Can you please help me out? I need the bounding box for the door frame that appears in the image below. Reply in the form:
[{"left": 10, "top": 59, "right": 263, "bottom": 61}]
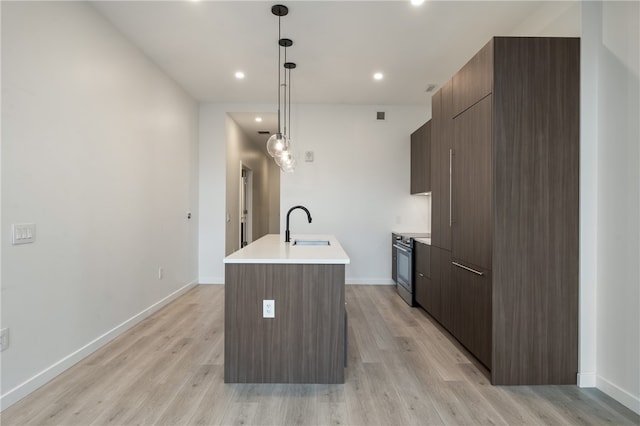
[{"left": 240, "top": 163, "right": 253, "bottom": 248}]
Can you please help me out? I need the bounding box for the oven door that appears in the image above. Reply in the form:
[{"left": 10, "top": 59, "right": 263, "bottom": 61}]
[{"left": 394, "top": 243, "right": 414, "bottom": 305}]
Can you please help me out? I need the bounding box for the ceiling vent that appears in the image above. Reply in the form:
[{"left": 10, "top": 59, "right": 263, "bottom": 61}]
[
  {"left": 257, "top": 130, "right": 270, "bottom": 134},
  {"left": 376, "top": 111, "right": 386, "bottom": 120}
]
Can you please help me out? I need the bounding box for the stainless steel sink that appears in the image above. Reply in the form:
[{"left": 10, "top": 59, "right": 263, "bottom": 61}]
[{"left": 292, "top": 239, "right": 331, "bottom": 246}]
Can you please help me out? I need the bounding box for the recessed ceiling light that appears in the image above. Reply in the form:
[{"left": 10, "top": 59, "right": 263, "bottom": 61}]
[
  {"left": 235, "top": 71, "right": 245, "bottom": 79},
  {"left": 255, "top": 117, "right": 263, "bottom": 122},
  {"left": 411, "top": 0, "right": 425, "bottom": 6},
  {"left": 374, "top": 72, "right": 384, "bottom": 81}
]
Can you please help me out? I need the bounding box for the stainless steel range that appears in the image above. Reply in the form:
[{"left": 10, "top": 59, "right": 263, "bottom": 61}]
[{"left": 392, "top": 232, "right": 429, "bottom": 306}]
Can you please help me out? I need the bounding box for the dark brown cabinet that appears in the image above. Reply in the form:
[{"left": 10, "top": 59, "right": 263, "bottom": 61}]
[
  {"left": 429, "top": 37, "right": 579, "bottom": 385},
  {"left": 431, "top": 90, "right": 443, "bottom": 245},
  {"left": 410, "top": 121, "right": 431, "bottom": 194},
  {"left": 452, "top": 39, "right": 493, "bottom": 116},
  {"left": 451, "top": 260, "right": 491, "bottom": 369},
  {"left": 490, "top": 37, "right": 579, "bottom": 385},
  {"left": 433, "top": 248, "right": 453, "bottom": 331},
  {"left": 414, "top": 241, "right": 436, "bottom": 317},
  {"left": 419, "top": 244, "right": 444, "bottom": 322},
  {"left": 391, "top": 234, "right": 398, "bottom": 283},
  {"left": 431, "top": 81, "right": 453, "bottom": 250},
  {"left": 452, "top": 95, "right": 492, "bottom": 271}
]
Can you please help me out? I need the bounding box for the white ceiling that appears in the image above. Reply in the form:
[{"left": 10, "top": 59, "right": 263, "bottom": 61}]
[
  {"left": 91, "top": 0, "right": 580, "bottom": 107},
  {"left": 228, "top": 111, "right": 278, "bottom": 150},
  {"left": 91, "top": 1, "right": 579, "bottom": 148}
]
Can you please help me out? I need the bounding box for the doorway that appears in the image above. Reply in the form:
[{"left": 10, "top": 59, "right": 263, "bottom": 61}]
[
  {"left": 240, "top": 165, "right": 253, "bottom": 248},
  {"left": 224, "top": 112, "right": 281, "bottom": 256}
]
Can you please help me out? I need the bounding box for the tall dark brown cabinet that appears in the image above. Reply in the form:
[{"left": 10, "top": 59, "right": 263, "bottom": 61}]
[{"left": 428, "top": 37, "right": 579, "bottom": 385}]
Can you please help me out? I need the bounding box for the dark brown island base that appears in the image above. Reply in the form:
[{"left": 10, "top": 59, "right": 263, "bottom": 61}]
[{"left": 223, "top": 234, "right": 350, "bottom": 384}]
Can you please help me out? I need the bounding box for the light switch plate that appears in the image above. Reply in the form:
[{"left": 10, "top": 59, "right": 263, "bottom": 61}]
[
  {"left": 0, "top": 328, "right": 9, "bottom": 352},
  {"left": 12, "top": 223, "right": 36, "bottom": 245}
]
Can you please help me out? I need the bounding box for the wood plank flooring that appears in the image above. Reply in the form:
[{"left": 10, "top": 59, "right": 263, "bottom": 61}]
[{"left": 2, "top": 285, "right": 638, "bottom": 425}]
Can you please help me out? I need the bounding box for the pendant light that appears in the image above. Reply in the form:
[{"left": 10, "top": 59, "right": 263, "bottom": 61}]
[
  {"left": 266, "top": 5, "right": 289, "bottom": 159},
  {"left": 267, "top": 4, "right": 297, "bottom": 172}
]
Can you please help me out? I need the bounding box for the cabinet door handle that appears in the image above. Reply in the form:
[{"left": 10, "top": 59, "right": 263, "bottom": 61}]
[
  {"left": 452, "top": 261, "right": 484, "bottom": 276},
  {"left": 418, "top": 273, "right": 424, "bottom": 277},
  {"left": 449, "top": 148, "right": 453, "bottom": 227}
]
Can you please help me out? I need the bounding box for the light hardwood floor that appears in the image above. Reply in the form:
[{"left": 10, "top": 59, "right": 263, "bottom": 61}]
[{"left": 2, "top": 285, "right": 638, "bottom": 425}]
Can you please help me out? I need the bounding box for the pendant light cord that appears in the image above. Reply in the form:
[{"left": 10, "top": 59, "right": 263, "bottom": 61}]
[
  {"left": 277, "top": 15, "right": 282, "bottom": 135},
  {"left": 283, "top": 44, "right": 288, "bottom": 140},
  {"left": 288, "top": 66, "right": 292, "bottom": 144}
]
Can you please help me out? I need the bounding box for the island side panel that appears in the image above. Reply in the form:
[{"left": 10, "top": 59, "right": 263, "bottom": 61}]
[{"left": 225, "top": 263, "right": 345, "bottom": 384}]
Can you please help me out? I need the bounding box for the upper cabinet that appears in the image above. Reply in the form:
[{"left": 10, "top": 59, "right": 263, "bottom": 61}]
[
  {"left": 410, "top": 121, "right": 431, "bottom": 194},
  {"left": 452, "top": 39, "right": 493, "bottom": 117}
]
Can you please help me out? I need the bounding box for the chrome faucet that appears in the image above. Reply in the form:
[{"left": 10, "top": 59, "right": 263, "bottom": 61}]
[{"left": 285, "top": 205, "right": 312, "bottom": 243}]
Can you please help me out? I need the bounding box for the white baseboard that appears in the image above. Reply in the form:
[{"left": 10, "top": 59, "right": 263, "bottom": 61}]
[
  {"left": 578, "top": 372, "right": 597, "bottom": 387},
  {"left": 0, "top": 279, "right": 198, "bottom": 411},
  {"left": 199, "top": 276, "right": 224, "bottom": 284},
  {"left": 597, "top": 375, "right": 640, "bottom": 415},
  {"left": 346, "top": 278, "right": 395, "bottom": 285}
]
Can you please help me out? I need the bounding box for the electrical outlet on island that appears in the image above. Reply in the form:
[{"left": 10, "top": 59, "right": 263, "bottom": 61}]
[{"left": 263, "top": 300, "right": 275, "bottom": 318}]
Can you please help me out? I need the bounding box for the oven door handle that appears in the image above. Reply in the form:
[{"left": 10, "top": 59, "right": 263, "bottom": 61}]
[{"left": 393, "top": 244, "right": 411, "bottom": 254}]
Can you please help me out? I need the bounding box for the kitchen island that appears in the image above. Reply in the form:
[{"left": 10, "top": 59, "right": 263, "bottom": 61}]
[{"left": 223, "top": 234, "right": 350, "bottom": 384}]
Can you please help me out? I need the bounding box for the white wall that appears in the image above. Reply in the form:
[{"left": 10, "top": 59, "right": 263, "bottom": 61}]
[
  {"left": 268, "top": 157, "right": 281, "bottom": 234},
  {"left": 199, "top": 103, "right": 273, "bottom": 284},
  {"left": 199, "top": 103, "right": 429, "bottom": 284},
  {"left": 583, "top": 1, "right": 640, "bottom": 414},
  {"left": 579, "top": 0, "right": 599, "bottom": 392},
  {"left": 1, "top": 1, "right": 199, "bottom": 409},
  {"left": 281, "top": 104, "right": 430, "bottom": 284},
  {"left": 509, "top": 0, "right": 580, "bottom": 36}
]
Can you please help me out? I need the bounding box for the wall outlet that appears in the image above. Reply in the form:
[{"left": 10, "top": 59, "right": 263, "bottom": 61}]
[
  {"left": 0, "top": 328, "right": 9, "bottom": 352},
  {"left": 158, "top": 267, "right": 163, "bottom": 280},
  {"left": 263, "top": 300, "right": 275, "bottom": 318}
]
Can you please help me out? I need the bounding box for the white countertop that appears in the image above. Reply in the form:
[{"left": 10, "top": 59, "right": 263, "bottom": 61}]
[
  {"left": 415, "top": 237, "right": 431, "bottom": 245},
  {"left": 392, "top": 230, "right": 429, "bottom": 236},
  {"left": 223, "top": 234, "right": 351, "bottom": 264}
]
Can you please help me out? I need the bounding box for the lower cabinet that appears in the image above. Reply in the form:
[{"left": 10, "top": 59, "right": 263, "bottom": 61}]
[
  {"left": 416, "top": 242, "right": 443, "bottom": 323},
  {"left": 414, "top": 241, "right": 430, "bottom": 310},
  {"left": 435, "top": 248, "right": 452, "bottom": 331},
  {"left": 429, "top": 247, "right": 491, "bottom": 370},
  {"left": 391, "top": 234, "right": 398, "bottom": 283},
  {"left": 451, "top": 260, "right": 492, "bottom": 369}
]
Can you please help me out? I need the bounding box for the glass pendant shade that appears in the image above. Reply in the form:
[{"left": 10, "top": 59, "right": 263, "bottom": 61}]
[
  {"left": 281, "top": 157, "right": 296, "bottom": 173},
  {"left": 274, "top": 148, "right": 293, "bottom": 166},
  {"left": 275, "top": 148, "right": 296, "bottom": 172},
  {"left": 266, "top": 133, "right": 287, "bottom": 158}
]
